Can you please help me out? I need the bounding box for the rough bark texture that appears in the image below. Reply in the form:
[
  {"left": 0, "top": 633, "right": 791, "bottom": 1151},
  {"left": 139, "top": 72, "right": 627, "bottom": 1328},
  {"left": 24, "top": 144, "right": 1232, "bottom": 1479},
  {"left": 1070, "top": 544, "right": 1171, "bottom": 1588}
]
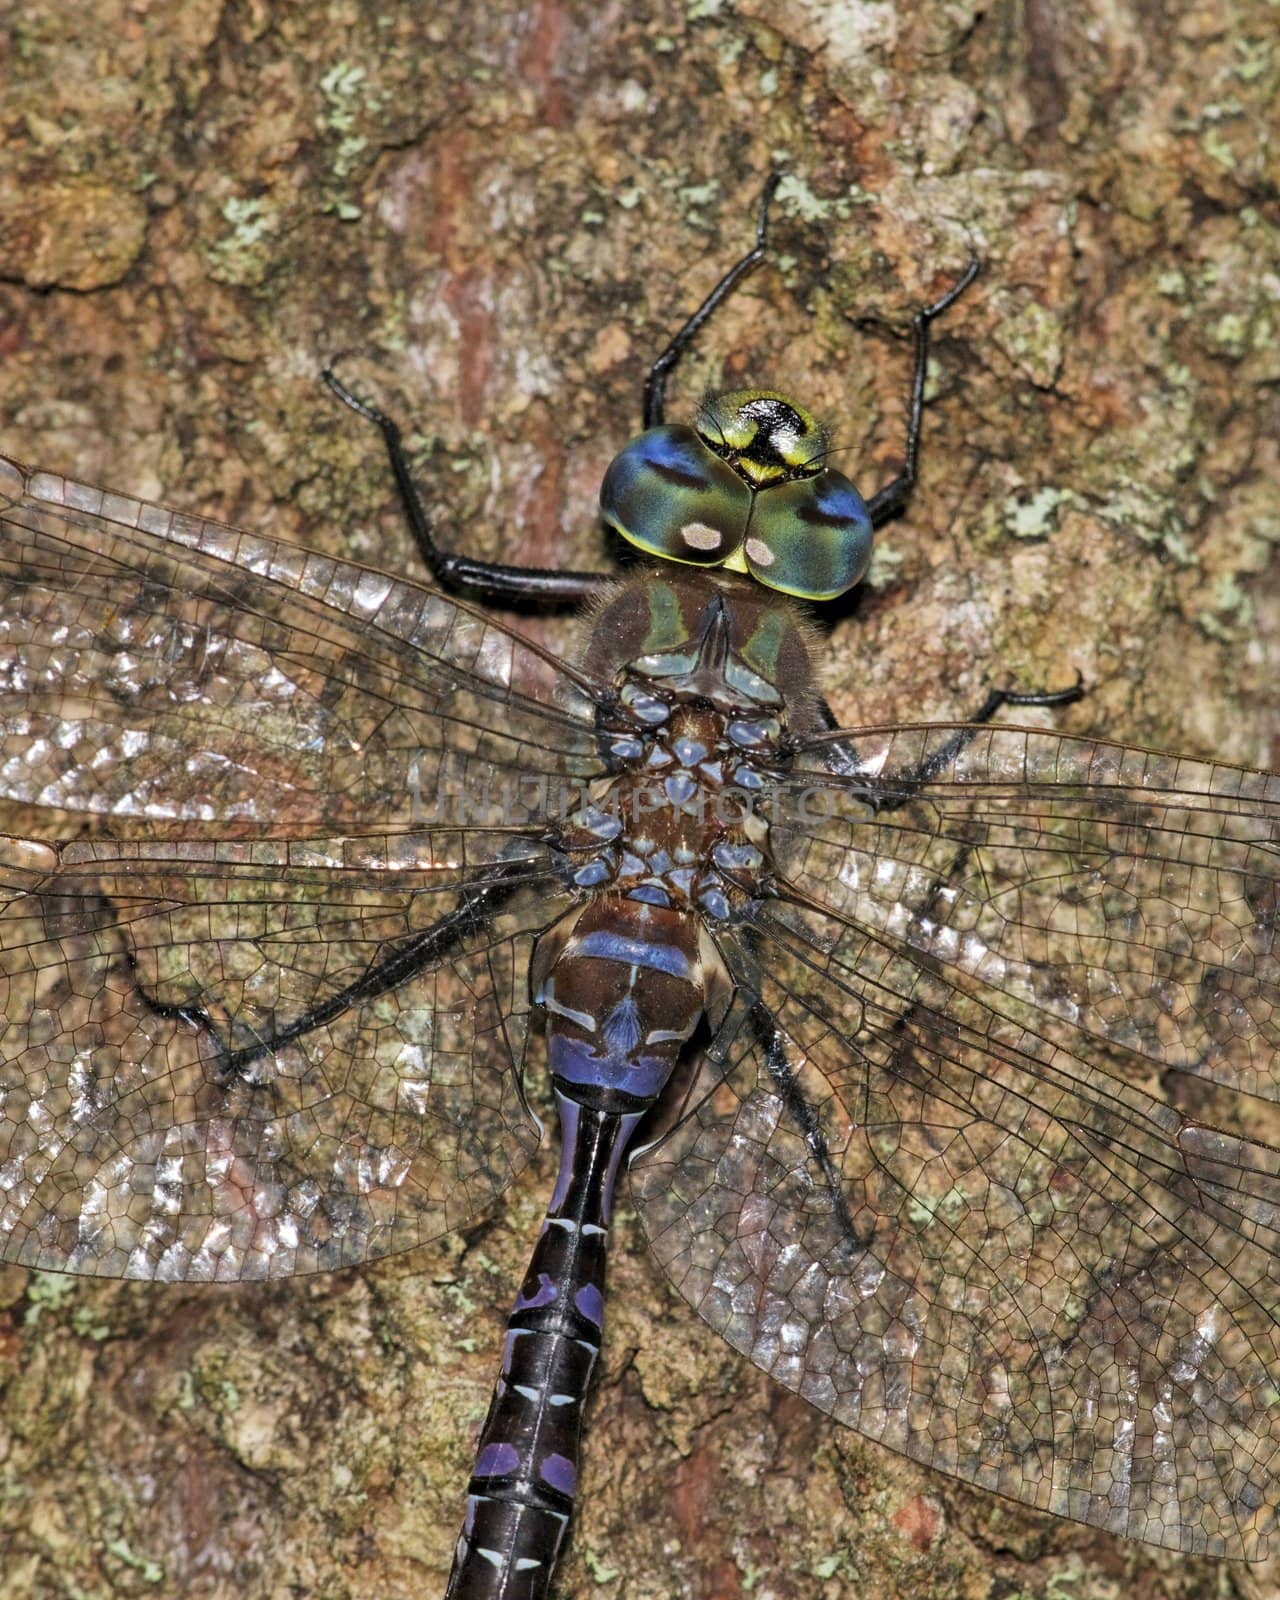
[{"left": 1, "top": 3, "right": 1278, "bottom": 1599}]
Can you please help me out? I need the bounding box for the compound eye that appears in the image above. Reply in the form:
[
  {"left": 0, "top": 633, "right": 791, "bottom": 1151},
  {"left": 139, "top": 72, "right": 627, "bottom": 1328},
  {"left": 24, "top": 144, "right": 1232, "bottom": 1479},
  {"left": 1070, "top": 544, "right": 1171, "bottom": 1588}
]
[
  {"left": 741, "top": 469, "right": 873, "bottom": 599},
  {"left": 600, "top": 426, "right": 750, "bottom": 567}
]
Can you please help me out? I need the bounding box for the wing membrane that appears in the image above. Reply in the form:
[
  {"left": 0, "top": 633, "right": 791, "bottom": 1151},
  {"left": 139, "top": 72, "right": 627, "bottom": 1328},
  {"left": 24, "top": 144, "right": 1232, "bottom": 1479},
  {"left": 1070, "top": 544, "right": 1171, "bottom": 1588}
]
[
  {"left": 634, "top": 724, "right": 1280, "bottom": 1557},
  {"left": 632, "top": 915, "right": 1280, "bottom": 1558},
  {"left": 0, "top": 829, "right": 565, "bottom": 1280},
  {"left": 0, "top": 454, "right": 604, "bottom": 832},
  {"left": 776, "top": 724, "right": 1280, "bottom": 1097}
]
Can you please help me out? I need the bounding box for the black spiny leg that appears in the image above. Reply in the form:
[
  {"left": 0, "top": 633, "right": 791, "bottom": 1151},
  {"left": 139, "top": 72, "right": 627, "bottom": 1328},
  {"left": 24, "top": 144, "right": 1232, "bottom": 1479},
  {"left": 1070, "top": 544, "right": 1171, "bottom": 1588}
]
[
  {"left": 746, "top": 996, "right": 860, "bottom": 1247},
  {"left": 874, "top": 674, "right": 1085, "bottom": 799},
  {"left": 806, "top": 254, "right": 1076, "bottom": 787},
  {"left": 325, "top": 172, "right": 782, "bottom": 604},
  {"left": 323, "top": 367, "right": 611, "bottom": 608},
  {"left": 801, "top": 253, "right": 980, "bottom": 734},
  {"left": 811, "top": 673, "right": 1085, "bottom": 795},
  {"left": 133, "top": 863, "right": 532, "bottom": 1086},
  {"left": 864, "top": 255, "right": 980, "bottom": 530},
  {"left": 642, "top": 172, "right": 782, "bottom": 429}
]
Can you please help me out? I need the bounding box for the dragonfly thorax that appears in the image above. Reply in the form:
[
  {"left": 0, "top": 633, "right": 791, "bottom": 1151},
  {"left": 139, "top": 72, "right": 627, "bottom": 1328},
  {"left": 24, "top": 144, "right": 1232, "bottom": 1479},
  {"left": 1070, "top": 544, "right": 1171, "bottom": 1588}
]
[
  {"left": 563, "top": 588, "right": 791, "bottom": 922},
  {"left": 584, "top": 569, "right": 821, "bottom": 728}
]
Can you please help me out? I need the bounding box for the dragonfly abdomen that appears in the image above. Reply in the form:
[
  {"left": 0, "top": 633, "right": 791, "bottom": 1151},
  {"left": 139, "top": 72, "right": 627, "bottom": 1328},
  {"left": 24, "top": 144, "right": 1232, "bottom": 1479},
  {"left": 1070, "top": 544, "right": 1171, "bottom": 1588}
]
[
  {"left": 447, "top": 902, "right": 726, "bottom": 1598},
  {"left": 443, "top": 1102, "right": 620, "bottom": 1600}
]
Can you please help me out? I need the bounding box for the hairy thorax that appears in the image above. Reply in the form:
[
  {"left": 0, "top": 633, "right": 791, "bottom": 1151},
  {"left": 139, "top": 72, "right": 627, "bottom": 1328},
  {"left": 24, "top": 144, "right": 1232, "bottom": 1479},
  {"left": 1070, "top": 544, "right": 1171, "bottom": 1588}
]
[{"left": 556, "top": 567, "right": 819, "bottom": 925}]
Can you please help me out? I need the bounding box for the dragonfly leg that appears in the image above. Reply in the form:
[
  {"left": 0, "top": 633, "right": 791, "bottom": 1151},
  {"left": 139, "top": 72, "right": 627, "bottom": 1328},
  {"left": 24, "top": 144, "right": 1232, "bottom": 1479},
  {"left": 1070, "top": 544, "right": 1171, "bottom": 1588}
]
[
  {"left": 641, "top": 172, "right": 782, "bottom": 429},
  {"left": 863, "top": 255, "right": 981, "bottom": 531},
  {"left": 323, "top": 365, "right": 611, "bottom": 607},
  {"left": 809, "top": 672, "right": 1085, "bottom": 797},
  {"left": 747, "top": 996, "right": 861, "bottom": 1247},
  {"left": 131, "top": 863, "right": 532, "bottom": 1085}
]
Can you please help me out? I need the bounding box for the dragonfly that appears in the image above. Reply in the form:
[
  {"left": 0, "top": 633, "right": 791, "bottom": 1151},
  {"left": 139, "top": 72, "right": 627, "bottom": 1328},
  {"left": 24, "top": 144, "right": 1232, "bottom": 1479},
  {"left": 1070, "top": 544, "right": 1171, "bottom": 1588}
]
[{"left": 1, "top": 175, "right": 1278, "bottom": 1599}]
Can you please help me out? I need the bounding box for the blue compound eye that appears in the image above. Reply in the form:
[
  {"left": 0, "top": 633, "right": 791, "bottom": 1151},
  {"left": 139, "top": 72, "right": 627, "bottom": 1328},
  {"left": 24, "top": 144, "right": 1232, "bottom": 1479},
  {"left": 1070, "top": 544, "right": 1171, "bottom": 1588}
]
[
  {"left": 740, "top": 469, "right": 873, "bottom": 599},
  {"left": 600, "top": 426, "right": 751, "bottom": 567}
]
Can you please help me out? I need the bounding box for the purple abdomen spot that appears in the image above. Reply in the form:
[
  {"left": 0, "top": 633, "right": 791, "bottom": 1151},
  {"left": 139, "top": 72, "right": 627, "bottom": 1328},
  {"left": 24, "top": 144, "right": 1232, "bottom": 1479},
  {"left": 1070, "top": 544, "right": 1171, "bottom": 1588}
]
[
  {"left": 540, "top": 1452, "right": 577, "bottom": 1497},
  {"left": 474, "top": 1441, "right": 521, "bottom": 1478},
  {"left": 575, "top": 1282, "right": 604, "bottom": 1328},
  {"left": 514, "top": 1272, "right": 558, "bottom": 1312},
  {"left": 549, "top": 1033, "right": 674, "bottom": 1099}
]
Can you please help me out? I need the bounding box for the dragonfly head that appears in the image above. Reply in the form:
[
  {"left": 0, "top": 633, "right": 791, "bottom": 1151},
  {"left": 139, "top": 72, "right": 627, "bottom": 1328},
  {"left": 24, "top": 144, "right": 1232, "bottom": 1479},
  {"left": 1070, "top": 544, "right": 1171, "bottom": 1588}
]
[
  {"left": 695, "top": 389, "right": 827, "bottom": 487},
  {"left": 599, "top": 389, "right": 872, "bottom": 601}
]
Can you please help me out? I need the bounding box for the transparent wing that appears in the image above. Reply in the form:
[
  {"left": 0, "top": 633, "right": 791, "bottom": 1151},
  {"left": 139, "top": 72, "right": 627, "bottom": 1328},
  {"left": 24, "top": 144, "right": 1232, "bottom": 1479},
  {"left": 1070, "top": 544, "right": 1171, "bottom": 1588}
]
[
  {"left": 632, "top": 728, "right": 1280, "bottom": 1558},
  {"left": 0, "top": 454, "right": 604, "bottom": 830},
  {"left": 632, "top": 919, "right": 1280, "bottom": 1558},
  {"left": 0, "top": 829, "right": 568, "bottom": 1280},
  {"left": 0, "top": 452, "right": 607, "bottom": 1281},
  {"left": 776, "top": 724, "right": 1280, "bottom": 1098}
]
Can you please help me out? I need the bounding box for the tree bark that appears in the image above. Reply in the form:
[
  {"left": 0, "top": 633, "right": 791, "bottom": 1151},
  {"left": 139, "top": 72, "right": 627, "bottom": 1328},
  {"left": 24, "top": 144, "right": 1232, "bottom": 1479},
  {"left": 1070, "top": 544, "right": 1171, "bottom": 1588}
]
[{"left": 2, "top": 2, "right": 1278, "bottom": 1598}]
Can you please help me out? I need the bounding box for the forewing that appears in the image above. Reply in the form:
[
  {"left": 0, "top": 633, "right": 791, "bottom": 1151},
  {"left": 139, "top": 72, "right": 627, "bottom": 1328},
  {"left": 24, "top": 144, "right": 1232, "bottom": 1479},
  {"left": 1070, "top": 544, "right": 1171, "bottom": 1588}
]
[
  {"left": 0, "top": 454, "right": 604, "bottom": 831},
  {"left": 777, "top": 725, "right": 1280, "bottom": 1099},
  {"left": 0, "top": 829, "right": 566, "bottom": 1280},
  {"left": 631, "top": 917, "right": 1280, "bottom": 1558}
]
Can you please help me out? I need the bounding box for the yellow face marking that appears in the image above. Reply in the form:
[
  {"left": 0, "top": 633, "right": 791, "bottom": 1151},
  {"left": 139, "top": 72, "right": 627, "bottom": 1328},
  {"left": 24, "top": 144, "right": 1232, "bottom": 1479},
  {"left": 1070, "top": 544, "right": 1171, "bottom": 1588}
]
[
  {"left": 737, "top": 458, "right": 788, "bottom": 487},
  {"left": 743, "top": 537, "right": 775, "bottom": 567},
  {"left": 716, "top": 418, "right": 758, "bottom": 450},
  {"left": 680, "top": 522, "right": 723, "bottom": 551}
]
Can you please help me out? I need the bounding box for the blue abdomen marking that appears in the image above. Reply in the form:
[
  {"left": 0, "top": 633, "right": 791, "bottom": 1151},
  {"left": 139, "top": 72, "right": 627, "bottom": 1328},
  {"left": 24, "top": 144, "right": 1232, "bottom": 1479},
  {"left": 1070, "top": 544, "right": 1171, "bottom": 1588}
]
[
  {"left": 569, "top": 927, "right": 694, "bottom": 979},
  {"left": 548, "top": 1033, "right": 674, "bottom": 1099}
]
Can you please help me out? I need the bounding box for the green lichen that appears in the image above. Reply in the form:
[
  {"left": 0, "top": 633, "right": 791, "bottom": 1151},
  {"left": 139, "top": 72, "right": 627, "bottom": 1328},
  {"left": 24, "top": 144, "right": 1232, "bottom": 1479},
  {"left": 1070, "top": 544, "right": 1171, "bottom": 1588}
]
[
  {"left": 1234, "top": 37, "right": 1273, "bottom": 81},
  {"left": 676, "top": 180, "right": 719, "bottom": 209},
  {"left": 1211, "top": 311, "right": 1251, "bottom": 355},
  {"left": 580, "top": 1548, "right": 621, "bottom": 1583},
  {"left": 23, "top": 1272, "right": 75, "bottom": 1324},
  {"left": 1196, "top": 572, "right": 1253, "bottom": 640},
  {"left": 1201, "top": 126, "right": 1239, "bottom": 170},
  {"left": 206, "top": 195, "right": 279, "bottom": 288},
  {"left": 1045, "top": 1560, "right": 1089, "bottom": 1600},
  {"left": 178, "top": 1354, "right": 244, "bottom": 1415},
  {"left": 445, "top": 1279, "right": 478, "bottom": 1318},
  {"left": 774, "top": 171, "right": 853, "bottom": 223},
  {"left": 220, "top": 1380, "right": 242, "bottom": 1412},
  {"left": 1004, "top": 486, "right": 1077, "bottom": 541},
  {"left": 104, "top": 1539, "right": 164, "bottom": 1585},
  {"left": 317, "top": 61, "right": 384, "bottom": 219},
  {"left": 990, "top": 292, "right": 1064, "bottom": 387},
  {"left": 809, "top": 1549, "right": 857, "bottom": 1580},
  {"left": 69, "top": 1305, "right": 112, "bottom": 1342}
]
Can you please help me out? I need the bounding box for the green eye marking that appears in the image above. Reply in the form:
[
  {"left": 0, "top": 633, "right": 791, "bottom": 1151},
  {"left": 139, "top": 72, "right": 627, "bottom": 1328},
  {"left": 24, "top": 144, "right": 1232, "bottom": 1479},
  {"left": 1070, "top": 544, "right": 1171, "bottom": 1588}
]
[
  {"left": 738, "top": 469, "right": 873, "bottom": 599},
  {"left": 600, "top": 393, "right": 871, "bottom": 601},
  {"left": 599, "top": 425, "right": 750, "bottom": 567}
]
